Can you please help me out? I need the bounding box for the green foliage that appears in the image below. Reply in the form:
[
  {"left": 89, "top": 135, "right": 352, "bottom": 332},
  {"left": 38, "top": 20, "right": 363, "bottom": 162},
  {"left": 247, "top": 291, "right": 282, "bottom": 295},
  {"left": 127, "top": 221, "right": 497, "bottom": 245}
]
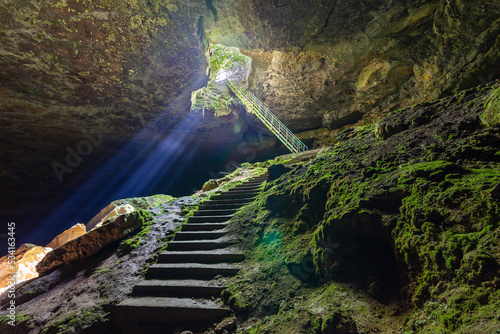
[
  {"left": 208, "top": 44, "right": 250, "bottom": 81},
  {"left": 190, "top": 81, "right": 239, "bottom": 115},
  {"left": 481, "top": 86, "right": 500, "bottom": 126}
]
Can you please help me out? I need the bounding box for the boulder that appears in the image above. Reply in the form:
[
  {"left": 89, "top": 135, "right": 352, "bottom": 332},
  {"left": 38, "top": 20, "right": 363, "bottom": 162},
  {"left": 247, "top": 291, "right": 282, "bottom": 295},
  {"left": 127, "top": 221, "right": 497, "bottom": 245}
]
[
  {"left": 86, "top": 202, "right": 119, "bottom": 231},
  {"left": 86, "top": 198, "right": 159, "bottom": 231},
  {"left": 15, "top": 246, "right": 52, "bottom": 282},
  {"left": 0, "top": 244, "right": 52, "bottom": 293},
  {"left": 202, "top": 179, "right": 221, "bottom": 192},
  {"left": 93, "top": 204, "right": 135, "bottom": 230},
  {"left": 47, "top": 223, "right": 87, "bottom": 249},
  {"left": 36, "top": 210, "right": 151, "bottom": 276}
]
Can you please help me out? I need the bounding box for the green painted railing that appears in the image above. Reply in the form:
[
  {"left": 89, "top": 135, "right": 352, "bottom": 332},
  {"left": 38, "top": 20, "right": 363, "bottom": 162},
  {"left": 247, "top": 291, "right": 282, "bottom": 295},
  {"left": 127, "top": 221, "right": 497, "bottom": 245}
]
[{"left": 225, "top": 80, "right": 308, "bottom": 153}]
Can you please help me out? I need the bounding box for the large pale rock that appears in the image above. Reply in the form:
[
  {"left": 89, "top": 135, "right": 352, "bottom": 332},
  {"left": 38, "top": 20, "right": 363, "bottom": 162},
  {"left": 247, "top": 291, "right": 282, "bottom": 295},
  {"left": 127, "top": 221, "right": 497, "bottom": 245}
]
[
  {"left": 0, "top": 244, "right": 52, "bottom": 293},
  {"left": 94, "top": 204, "right": 136, "bottom": 229},
  {"left": 36, "top": 210, "right": 151, "bottom": 276},
  {"left": 202, "top": 179, "right": 221, "bottom": 192},
  {"left": 46, "top": 223, "right": 87, "bottom": 249},
  {"left": 86, "top": 198, "right": 161, "bottom": 231},
  {"left": 86, "top": 202, "right": 121, "bottom": 231},
  {"left": 16, "top": 247, "right": 52, "bottom": 283},
  {"left": 0, "top": 244, "right": 35, "bottom": 288}
]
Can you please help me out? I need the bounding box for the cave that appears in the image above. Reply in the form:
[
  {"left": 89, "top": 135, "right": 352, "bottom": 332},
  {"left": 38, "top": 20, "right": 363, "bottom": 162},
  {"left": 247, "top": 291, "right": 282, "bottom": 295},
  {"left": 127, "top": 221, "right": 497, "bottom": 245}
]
[{"left": 0, "top": 0, "right": 499, "bottom": 333}]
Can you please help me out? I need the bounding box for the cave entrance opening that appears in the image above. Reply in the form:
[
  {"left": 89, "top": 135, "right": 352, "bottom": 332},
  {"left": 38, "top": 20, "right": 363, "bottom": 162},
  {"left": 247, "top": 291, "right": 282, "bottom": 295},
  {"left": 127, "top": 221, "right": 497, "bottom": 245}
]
[
  {"left": 207, "top": 44, "right": 251, "bottom": 83},
  {"left": 191, "top": 43, "right": 308, "bottom": 153}
]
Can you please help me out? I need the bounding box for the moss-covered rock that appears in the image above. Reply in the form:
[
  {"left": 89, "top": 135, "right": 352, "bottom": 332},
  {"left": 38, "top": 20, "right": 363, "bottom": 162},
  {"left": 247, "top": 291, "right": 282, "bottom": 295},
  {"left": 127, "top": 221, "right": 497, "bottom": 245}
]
[{"left": 222, "top": 83, "right": 500, "bottom": 333}]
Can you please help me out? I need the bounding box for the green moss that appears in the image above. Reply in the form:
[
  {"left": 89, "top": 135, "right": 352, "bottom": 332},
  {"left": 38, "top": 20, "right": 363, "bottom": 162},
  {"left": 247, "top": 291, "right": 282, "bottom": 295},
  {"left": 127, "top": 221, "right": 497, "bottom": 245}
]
[
  {"left": 41, "top": 305, "right": 108, "bottom": 334},
  {"left": 117, "top": 210, "right": 154, "bottom": 252},
  {"left": 481, "top": 86, "right": 500, "bottom": 127}
]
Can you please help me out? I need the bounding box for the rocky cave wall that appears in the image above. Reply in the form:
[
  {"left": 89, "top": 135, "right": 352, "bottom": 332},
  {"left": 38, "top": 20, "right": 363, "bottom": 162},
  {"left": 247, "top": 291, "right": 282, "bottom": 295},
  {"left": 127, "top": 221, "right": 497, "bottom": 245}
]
[{"left": 205, "top": 0, "right": 500, "bottom": 132}]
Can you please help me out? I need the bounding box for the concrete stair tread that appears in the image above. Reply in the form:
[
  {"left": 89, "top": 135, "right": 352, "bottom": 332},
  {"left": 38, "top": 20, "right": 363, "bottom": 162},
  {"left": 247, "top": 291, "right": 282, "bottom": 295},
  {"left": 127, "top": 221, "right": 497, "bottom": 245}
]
[
  {"left": 158, "top": 250, "right": 245, "bottom": 263},
  {"left": 160, "top": 249, "right": 243, "bottom": 256},
  {"left": 135, "top": 279, "right": 227, "bottom": 288},
  {"left": 174, "top": 231, "right": 228, "bottom": 240},
  {"left": 203, "top": 198, "right": 253, "bottom": 203},
  {"left": 132, "top": 279, "right": 227, "bottom": 297},
  {"left": 193, "top": 209, "right": 237, "bottom": 216},
  {"left": 188, "top": 215, "right": 233, "bottom": 223},
  {"left": 198, "top": 202, "right": 250, "bottom": 209},
  {"left": 189, "top": 214, "right": 233, "bottom": 218},
  {"left": 116, "top": 297, "right": 231, "bottom": 323},
  {"left": 146, "top": 263, "right": 241, "bottom": 279},
  {"left": 182, "top": 223, "right": 229, "bottom": 231},
  {"left": 212, "top": 193, "right": 258, "bottom": 198},
  {"left": 117, "top": 297, "right": 229, "bottom": 310},
  {"left": 150, "top": 263, "right": 241, "bottom": 270},
  {"left": 222, "top": 189, "right": 260, "bottom": 193},
  {"left": 166, "top": 240, "right": 237, "bottom": 251}
]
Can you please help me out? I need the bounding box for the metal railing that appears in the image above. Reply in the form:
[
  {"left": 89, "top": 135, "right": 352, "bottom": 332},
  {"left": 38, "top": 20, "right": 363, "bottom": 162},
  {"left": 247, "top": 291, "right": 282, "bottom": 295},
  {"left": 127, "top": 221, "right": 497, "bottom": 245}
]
[{"left": 225, "top": 80, "right": 308, "bottom": 153}]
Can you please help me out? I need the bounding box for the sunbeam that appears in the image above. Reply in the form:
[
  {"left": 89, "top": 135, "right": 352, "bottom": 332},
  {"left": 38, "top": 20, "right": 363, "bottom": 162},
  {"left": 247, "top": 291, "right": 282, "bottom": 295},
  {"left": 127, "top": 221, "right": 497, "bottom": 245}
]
[{"left": 22, "top": 78, "right": 208, "bottom": 245}]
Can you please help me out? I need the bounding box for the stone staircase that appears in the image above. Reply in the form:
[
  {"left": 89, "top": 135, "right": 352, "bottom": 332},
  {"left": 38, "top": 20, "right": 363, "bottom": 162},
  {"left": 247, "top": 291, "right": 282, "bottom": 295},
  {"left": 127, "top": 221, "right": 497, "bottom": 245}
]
[{"left": 114, "top": 174, "right": 267, "bottom": 331}]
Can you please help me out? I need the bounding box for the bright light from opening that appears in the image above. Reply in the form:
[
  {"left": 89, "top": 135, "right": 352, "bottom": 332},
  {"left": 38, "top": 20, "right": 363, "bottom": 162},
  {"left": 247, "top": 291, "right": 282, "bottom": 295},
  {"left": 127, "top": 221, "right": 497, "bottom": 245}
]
[
  {"left": 209, "top": 44, "right": 251, "bottom": 82},
  {"left": 216, "top": 70, "right": 229, "bottom": 82}
]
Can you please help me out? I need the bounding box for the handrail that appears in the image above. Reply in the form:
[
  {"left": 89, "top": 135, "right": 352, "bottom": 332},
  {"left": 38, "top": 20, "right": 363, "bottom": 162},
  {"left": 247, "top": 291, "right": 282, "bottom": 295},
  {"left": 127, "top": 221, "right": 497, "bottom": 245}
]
[{"left": 224, "top": 80, "right": 308, "bottom": 153}]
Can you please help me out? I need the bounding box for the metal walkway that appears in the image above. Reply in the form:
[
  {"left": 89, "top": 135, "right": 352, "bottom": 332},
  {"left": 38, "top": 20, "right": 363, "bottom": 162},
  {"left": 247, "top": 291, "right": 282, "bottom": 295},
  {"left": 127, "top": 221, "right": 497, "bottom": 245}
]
[{"left": 225, "top": 80, "right": 308, "bottom": 153}]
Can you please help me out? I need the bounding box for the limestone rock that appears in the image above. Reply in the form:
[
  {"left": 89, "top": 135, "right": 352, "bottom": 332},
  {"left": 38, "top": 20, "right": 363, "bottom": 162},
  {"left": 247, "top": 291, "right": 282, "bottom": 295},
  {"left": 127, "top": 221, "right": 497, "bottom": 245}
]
[
  {"left": 94, "top": 204, "right": 136, "bottom": 229},
  {"left": 0, "top": 244, "right": 35, "bottom": 291},
  {"left": 86, "top": 202, "right": 119, "bottom": 231},
  {"left": 87, "top": 197, "right": 169, "bottom": 231},
  {"left": 46, "top": 223, "right": 87, "bottom": 249},
  {"left": 15, "top": 247, "right": 52, "bottom": 283},
  {"left": 36, "top": 210, "right": 151, "bottom": 276},
  {"left": 0, "top": 244, "right": 52, "bottom": 293},
  {"left": 202, "top": 179, "right": 221, "bottom": 192}
]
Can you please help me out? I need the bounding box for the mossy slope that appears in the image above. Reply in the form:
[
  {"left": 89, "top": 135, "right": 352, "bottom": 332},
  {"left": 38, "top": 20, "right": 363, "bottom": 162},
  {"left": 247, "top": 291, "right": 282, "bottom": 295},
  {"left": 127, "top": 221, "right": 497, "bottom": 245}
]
[{"left": 224, "top": 83, "right": 500, "bottom": 333}]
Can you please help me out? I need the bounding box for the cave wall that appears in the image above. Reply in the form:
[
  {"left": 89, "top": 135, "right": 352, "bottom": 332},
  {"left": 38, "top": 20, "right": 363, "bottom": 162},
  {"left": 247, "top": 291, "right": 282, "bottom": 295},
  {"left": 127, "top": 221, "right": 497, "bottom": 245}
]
[{"left": 205, "top": 0, "right": 500, "bottom": 131}]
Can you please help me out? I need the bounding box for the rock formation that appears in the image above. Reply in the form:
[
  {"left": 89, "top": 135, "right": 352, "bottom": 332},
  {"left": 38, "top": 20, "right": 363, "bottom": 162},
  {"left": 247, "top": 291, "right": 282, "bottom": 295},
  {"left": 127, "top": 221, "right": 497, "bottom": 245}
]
[
  {"left": 0, "top": 244, "right": 51, "bottom": 294},
  {"left": 36, "top": 210, "right": 152, "bottom": 275},
  {"left": 46, "top": 223, "right": 87, "bottom": 249}
]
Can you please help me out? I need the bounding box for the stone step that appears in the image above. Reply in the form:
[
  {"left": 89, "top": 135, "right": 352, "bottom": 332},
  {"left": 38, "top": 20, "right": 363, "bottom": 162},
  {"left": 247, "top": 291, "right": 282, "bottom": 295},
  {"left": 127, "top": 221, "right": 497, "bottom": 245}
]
[
  {"left": 227, "top": 184, "right": 262, "bottom": 192},
  {"left": 132, "top": 279, "right": 226, "bottom": 298},
  {"left": 193, "top": 208, "right": 237, "bottom": 216},
  {"left": 115, "top": 297, "right": 231, "bottom": 324},
  {"left": 188, "top": 215, "right": 233, "bottom": 223},
  {"left": 235, "top": 183, "right": 263, "bottom": 188},
  {"left": 158, "top": 251, "right": 245, "bottom": 264},
  {"left": 146, "top": 263, "right": 240, "bottom": 279},
  {"left": 173, "top": 231, "right": 227, "bottom": 241},
  {"left": 198, "top": 199, "right": 252, "bottom": 209},
  {"left": 167, "top": 240, "right": 236, "bottom": 251},
  {"left": 182, "top": 223, "right": 228, "bottom": 231},
  {"left": 220, "top": 189, "right": 260, "bottom": 196},
  {"left": 211, "top": 192, "right": 259, "bottom": 199}
]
